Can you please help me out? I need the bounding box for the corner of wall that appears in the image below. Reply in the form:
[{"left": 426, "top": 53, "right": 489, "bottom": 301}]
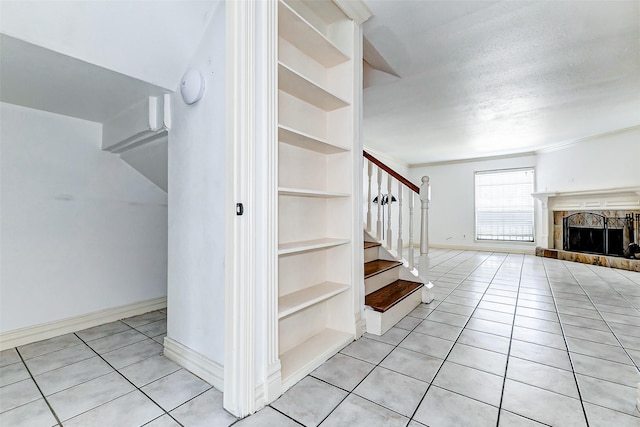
[
  {"left": 163, "top": 337, "right": 224, "bottom": 391},
  {"left": 166, "top": 1, "right": 226, "bottom": 365}
]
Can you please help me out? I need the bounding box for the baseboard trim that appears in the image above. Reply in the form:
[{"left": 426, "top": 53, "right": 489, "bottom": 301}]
[
  {"left": 429, "top": 244, "right": 536, "bottom": 255},
  {"left": 354, "top": 311, "right": 366, "bottom": 339},
  {"left": 163, "top": 337, "right": 224, "bottom": 392},
  {"left": 255, "top": 360, "right": 282, "bottom": 409},
  {"left": 0, "top": 297, "right": 167, "bottom": 351}
]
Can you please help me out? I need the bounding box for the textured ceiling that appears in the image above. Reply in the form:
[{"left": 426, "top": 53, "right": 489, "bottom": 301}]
[{"left": 362, "top": 0, "right": 640, "bottom": 165}]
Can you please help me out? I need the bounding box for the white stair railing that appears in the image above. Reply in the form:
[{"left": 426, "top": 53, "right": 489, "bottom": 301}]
[
  {"left": 418, "top": 176, "right": 431, "bottom": 298},
  {"left": 363, "top": 151, "right": 434, "bottom": 302},
  {"left": 408, "top": 188, "right": 415, "bottom": 270},
  {"left": 386, "top": 174, "right": 392, "bottom": 250},
  {"left": 367, "top": 161, "right": 373, "bottom": 232},
  {"left": 396, "top": 180, "right": 403, "bottom": 260},
  {"left": 376, "top": 167, "right": 383, "bottom": 241}
]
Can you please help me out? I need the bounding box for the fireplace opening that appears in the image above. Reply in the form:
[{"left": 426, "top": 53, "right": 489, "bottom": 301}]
[
  {"left": 567, "top": 228, "right": 603, "bottom": 254},
  {"left": 563, "top": 212, "right": 632, "bottom": 257}
]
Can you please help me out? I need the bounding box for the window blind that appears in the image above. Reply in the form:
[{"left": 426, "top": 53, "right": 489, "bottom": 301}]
[{"left": 475, "top": 168, "right": 535, "bottom": 242}]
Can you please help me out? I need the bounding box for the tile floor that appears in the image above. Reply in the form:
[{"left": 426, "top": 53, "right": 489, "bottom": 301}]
[{"left": 2, "top": 250, "right": 640, "bottom": 426}]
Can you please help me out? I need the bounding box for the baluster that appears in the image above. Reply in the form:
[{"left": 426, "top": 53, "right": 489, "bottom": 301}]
[
  {"left": 408, "top": 191, "right": 415, "bottom": 269},
  {"left": 419, "top": 176, "right": 434, "bottom": 303},
  {"left": 367, "top": 161, "right": 373, "bottom": 232},
  {"left": 386, "top": 174, "right": 393, "bottom": 249},
  {"left": 419, "top": 176, "right": 430, "bottom": 258},
  {"left": 376, "top": 167, "right": 382, "bottom": 240},
  {"left": 397, "top": 181, "right": 403, "bottom": 260}
]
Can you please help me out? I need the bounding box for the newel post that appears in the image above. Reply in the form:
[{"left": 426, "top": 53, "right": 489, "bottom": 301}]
[
  {"left": 366, "top": 161, "right": 373, "bottom": 232},
  {"left": 408, "top": 192, "right": 415, "bottom": 269},
  {"left": 419, "top": 176, "right": 434, "bottom": 303}
]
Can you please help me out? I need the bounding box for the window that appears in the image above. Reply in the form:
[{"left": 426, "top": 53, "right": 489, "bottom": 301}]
[{"left": 475, "top": 168, "right": 535, "bottom": 242}]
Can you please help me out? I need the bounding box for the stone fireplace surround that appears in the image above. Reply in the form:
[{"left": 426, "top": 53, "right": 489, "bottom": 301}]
[{"left": 533, "top": 187, "right": 640, "bottom": 272}]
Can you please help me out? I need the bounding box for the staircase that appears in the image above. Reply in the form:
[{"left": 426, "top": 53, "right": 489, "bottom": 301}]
[
  {"left": 363, "top": 234, "right": 425, "bottom": 335},
  {"left": 362, "top": 150, "right": 435, "bottom": 335}
]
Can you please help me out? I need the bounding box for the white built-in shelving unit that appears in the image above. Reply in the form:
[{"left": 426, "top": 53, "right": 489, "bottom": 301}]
[{"left": 276, "top": 0, "right": 360, "bottom": 389}]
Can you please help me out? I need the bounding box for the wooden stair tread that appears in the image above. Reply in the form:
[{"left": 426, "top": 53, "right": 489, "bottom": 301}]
[
  {"left": 365, "top": 280, "right": 424, "bottom": 312},
  {"left": 364, "top": 259, "right": 402, "bottom": 278},
  {"left": 364, "top": 241, "right": 381, "bottom": 250}
]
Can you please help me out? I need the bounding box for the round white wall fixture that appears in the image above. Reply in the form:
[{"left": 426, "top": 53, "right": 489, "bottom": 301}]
[{"left": 180, "top": 69, "right": 206, "bottom": 105}]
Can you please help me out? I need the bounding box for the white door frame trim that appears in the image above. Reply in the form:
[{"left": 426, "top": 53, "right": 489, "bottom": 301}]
[
  {"left": 224, "top": 0, "right": 257, "bottom": 417},
  {"left": 224, "top": 0, "right": 281, "bottom": 417},
  {"left": 256, "top": 0, "right": 282, "bottom": 407}
]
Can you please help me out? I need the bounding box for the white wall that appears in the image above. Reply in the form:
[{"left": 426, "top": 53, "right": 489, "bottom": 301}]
[
  {"left": 0, "top": 102, "right": 168, "bottom": 333},
  {"left": 537, "top": 127, "right": 640, "bottom": 193},
  {"left": 409, "top": 127, "right": 640, "bottom": 252},
  {"left": 167, "top": 2, "right": 225, "bottom": 365},
  {"left": 410, "top": 154, "right": 537, "bottom": 252}
]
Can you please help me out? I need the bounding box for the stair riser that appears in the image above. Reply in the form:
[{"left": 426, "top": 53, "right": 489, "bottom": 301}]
[
  {"left": 364, "top": 246, "right": 379, "bottom": 263},
  {"left": 364, "top": 289, "right": 423, "bottom": 335},
  {"left": 365, "top": 267, "right": 400, "bottom": 295}
]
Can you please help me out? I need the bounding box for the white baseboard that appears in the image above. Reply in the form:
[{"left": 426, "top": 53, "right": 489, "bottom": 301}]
[
  {"left": 257, "top": 361, "right": 282, "bottom": 408},
  {"left": 163, "top": 337, "right": 224, "bottom": 392},
  {"left": 355, "top": 311, "right": 366, "bottom": 339},
  {"left": 0, "top": 297, "right": 167, "bottom": 351},
  {"left": 429, "top": 244, "right": 536, "bottom": 255}
]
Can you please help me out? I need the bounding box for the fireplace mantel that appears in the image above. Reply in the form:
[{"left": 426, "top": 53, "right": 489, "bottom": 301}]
[{"left": 532, "top": 187, "right": 640, "bottom": 248}]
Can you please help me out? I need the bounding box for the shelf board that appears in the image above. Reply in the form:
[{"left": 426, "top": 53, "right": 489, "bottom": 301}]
[
  {"left": 278, "top": 238, "right": 350, "bottom": 255},
  {"left": 278, "top": 187, "right": 349, "bottom": 198},
  {"left": 280, "top": 328, "right": 353, "bottom": 389},
  {"left": 279, "top": 62, "right": 349, "bottom": 111},
  {"left": 278, "top": 125, "right": 348, "bottom": 154},
  {"left": 279, "top": 281, "right": 350, "bottom": 319},
  {"left": 278, "top": 1, "right": 350, "bottom": 67}
]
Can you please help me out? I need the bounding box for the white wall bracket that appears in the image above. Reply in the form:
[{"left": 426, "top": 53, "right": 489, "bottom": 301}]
[{"left": 102, "top": 94, "right": 171, "bottom": 154}]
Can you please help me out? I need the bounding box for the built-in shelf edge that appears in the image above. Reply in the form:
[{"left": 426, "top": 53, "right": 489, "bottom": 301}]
[
  {"left": 279, "top": 62, "right": 350, "bottom": 111},
  {"left": 278, "top": 125, "right": 349, "bottom": 154},
  {"left": 278, "top": 187, "right": 349, "bottom": 198},
  {"left": 278, "top": 238, "right": 350, "bottom": 255},
  {"left": 279, "top": 281, "right": 350, "bottom": 319}
]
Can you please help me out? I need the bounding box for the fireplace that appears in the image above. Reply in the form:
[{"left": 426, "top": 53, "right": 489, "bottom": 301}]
[
  {"left": 532, "top": 188, "right": 640, "bottom": 271},
  {"left": 563, "top": 212, "right": 631, "bottom": 256}
]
